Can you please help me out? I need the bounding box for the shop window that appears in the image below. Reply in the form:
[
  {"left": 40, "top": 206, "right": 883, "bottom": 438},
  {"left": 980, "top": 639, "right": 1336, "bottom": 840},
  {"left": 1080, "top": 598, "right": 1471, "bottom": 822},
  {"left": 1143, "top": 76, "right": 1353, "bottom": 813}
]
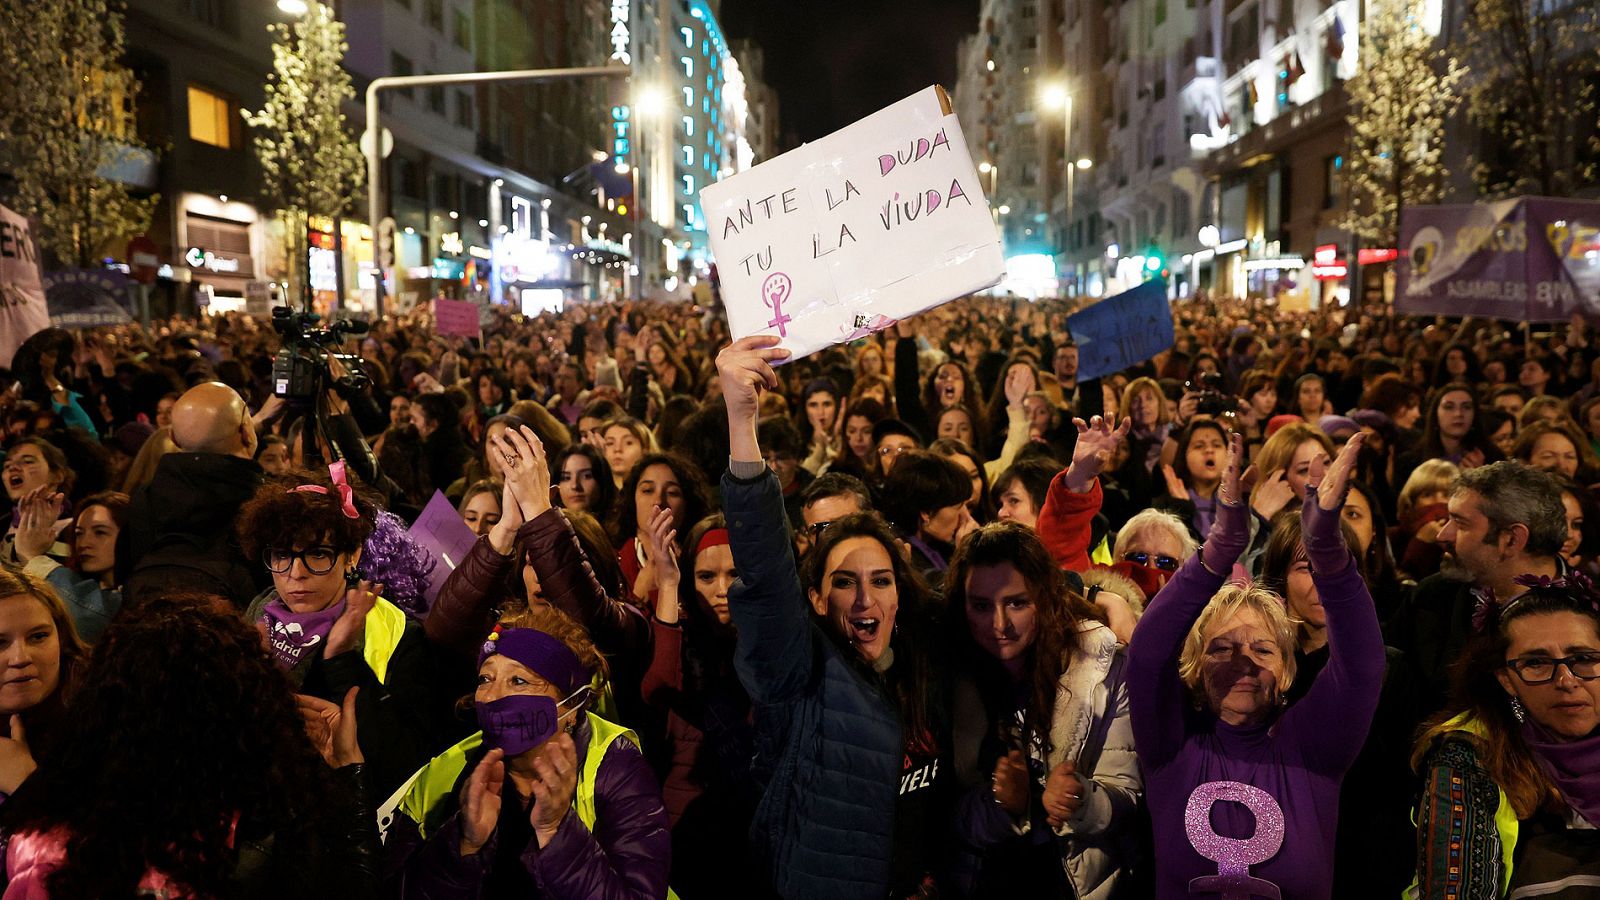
[
  {"left": 1323, "top": 154, "right": 1344, "bottom": 209},
  {"left": 187, "top": 85, "right": 235, "bottom": 149}
]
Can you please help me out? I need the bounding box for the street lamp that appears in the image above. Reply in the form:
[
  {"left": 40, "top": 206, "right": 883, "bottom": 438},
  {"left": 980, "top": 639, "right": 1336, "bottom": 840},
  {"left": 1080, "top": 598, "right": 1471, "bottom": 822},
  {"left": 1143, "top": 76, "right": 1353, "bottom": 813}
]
[
  {"left": 1076, "top": 158, "right": 1093, "bottom": 170},
  {"left": 1040, "top": 81, "right": 1077, "bottom": 294},
  {"left": 277, "top": 0, "right": 310, "bottom": 13},
  {"left": 629, "top": 84, "right": 666, "bottom": 301}
]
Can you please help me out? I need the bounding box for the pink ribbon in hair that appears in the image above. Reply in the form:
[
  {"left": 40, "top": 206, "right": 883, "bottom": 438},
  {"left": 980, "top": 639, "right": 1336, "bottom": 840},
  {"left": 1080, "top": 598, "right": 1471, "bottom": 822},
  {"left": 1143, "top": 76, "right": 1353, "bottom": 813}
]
[{"left": 291, "top": 460, "right": 359, "bottom": 519}]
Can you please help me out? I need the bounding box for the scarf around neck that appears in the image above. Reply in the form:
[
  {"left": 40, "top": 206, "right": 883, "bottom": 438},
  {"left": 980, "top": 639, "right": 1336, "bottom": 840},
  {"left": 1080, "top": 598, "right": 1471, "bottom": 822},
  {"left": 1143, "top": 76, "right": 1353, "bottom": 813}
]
[
  {"left": 1524, "top": 718, "right": 1600, "bottom": 827},
  {"left": 261, "top": 597, "right": 346, "bottom": 670}
]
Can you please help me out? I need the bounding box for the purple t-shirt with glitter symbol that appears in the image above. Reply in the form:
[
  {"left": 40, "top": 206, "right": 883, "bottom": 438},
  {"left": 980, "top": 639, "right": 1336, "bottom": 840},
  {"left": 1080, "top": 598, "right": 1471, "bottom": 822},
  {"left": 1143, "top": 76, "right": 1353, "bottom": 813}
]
[{"left": 1125, "top": 556, "right": 1386, "bottom": 899}]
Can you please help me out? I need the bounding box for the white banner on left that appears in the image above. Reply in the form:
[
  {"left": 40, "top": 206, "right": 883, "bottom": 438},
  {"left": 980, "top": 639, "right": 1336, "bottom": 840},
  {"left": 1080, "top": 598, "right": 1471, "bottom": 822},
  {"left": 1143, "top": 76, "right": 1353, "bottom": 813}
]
[{"left": 0, "top": 203, "right": 50, "bottom": 368}]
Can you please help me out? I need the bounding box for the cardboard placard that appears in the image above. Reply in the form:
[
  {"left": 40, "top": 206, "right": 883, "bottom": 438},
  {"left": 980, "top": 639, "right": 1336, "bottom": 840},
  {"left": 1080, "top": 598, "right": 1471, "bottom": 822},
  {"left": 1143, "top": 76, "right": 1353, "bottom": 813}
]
[
  {"left": 0, "top": 203, "right": 49, "bottom": 367},
  {"left": 1067, "top": 280, "right": 1175, "bottom": 381},
  {"left": 700, "top": 86, "right": 1004, "bottom": 360},
  {"left": 408, "top": 490, "right": 480, "bottom": 605},
  {"left": 434, "top": 297, "right": 482, "bottom": 338}
]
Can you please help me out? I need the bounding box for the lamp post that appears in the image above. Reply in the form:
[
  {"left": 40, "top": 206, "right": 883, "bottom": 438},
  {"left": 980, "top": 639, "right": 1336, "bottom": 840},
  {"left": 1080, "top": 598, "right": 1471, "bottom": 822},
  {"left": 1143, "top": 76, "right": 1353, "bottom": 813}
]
[
  {"left": 630, "top": 87, "right": 665, "bottom": 301},
  {"left": 1042, "top": 83, "right": 1076, "bottom": 294},
  {"left": 978, "top": 160, "right": 999, "bottom": 223},
  {"left": 363, "top": 65, "right": 631, "bottom": 317}
]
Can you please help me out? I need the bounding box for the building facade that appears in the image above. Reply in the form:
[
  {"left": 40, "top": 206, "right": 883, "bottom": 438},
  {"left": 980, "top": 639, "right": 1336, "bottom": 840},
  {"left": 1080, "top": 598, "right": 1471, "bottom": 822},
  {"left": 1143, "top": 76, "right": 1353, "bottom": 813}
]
[{"left": 956, "top": 0, "right": 1364, "bottom": 304}]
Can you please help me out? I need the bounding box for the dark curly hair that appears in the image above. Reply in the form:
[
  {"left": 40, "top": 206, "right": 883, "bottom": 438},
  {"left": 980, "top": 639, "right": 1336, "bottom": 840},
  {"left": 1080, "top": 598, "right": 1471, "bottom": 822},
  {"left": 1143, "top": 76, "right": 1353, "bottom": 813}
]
[
  {"left": 609, "top": 452, "right": 711, "bottom": 550},
  {"left": 0, "top": 592, "right": 356, "bottom": 897},
  {"left": 235, "top": 467, "right": 379, "bottom": 561}
]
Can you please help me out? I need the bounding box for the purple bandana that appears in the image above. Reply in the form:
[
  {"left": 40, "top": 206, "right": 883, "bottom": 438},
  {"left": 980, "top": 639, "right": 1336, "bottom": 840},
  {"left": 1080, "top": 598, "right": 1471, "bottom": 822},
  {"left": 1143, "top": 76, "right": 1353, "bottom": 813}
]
[
  {"left": 476, "top": 694, "right": 561, "bottom": 756},
  {"left": 261, "top": 597, "right": 346, "bottom": 670},
  {"left": 1524, "top": 718, "right": 1600, "bottom": 827},
  {"left": 478, "top": 627, "right": 590, "bottom": 696}
]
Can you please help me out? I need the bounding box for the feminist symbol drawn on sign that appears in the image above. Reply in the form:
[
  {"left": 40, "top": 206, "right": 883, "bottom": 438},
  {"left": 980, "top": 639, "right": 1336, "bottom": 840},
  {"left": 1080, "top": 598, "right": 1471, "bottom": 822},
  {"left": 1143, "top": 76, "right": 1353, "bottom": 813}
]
[
  {"left": 1183, "top": 781, "right": 1285, "bottom": 900},
  {"left": 762, "top": 272, "right": 793, "bottom": 337}
]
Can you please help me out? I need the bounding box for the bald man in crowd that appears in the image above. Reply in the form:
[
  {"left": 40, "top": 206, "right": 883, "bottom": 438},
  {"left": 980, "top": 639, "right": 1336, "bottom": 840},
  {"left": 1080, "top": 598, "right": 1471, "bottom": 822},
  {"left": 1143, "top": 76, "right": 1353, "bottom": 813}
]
[{"left": 116, "top": 382, "right": 269, "bottom": 607}]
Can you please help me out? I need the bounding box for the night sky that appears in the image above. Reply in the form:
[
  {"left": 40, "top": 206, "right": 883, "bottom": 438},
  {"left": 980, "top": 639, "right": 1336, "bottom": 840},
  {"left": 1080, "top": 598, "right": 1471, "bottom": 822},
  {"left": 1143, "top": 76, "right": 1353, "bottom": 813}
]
[{"left": 720, "top": 0, "right": 981, "bottom": 145}]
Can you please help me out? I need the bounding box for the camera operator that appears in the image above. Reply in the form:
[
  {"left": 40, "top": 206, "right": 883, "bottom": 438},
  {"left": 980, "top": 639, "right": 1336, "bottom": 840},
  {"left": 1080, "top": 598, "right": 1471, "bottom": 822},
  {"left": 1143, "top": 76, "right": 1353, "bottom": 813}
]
[{"left": 271, "top": 308, "right": 409, "bottom": 519}]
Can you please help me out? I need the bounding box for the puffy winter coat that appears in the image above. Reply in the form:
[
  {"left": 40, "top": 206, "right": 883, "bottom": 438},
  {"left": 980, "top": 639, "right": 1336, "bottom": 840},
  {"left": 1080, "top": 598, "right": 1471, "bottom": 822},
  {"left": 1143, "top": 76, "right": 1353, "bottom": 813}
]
[{"left": 723, "top": 467, "right": 903, "bottom": 900}]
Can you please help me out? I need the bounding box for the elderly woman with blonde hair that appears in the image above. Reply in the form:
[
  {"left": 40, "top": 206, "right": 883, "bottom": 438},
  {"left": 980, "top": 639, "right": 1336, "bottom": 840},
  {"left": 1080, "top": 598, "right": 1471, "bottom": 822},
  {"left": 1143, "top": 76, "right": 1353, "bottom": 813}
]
[{"left": 1125, "top": 431, "right": 1386, "bottom": 899}]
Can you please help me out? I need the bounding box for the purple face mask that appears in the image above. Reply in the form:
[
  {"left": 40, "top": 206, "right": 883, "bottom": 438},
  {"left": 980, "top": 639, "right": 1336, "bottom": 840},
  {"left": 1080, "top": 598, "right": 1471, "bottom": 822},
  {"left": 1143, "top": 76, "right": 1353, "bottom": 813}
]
[{"left": 476, "top": 694, "right": 560, "bottom": 757}]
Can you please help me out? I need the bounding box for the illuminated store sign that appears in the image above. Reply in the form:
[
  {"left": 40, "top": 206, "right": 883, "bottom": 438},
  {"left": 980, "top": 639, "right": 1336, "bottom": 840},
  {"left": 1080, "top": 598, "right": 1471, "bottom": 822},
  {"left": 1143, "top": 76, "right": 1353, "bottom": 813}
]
[{"left": 610, "top": 0, "right": 630, "bottom": 65}]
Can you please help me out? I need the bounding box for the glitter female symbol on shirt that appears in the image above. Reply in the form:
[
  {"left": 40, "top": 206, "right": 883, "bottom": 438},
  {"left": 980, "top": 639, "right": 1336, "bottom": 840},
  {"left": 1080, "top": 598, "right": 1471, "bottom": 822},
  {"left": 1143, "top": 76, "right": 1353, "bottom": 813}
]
[
  {"left": 1184, "top": 781, "right": 1284, "bottom": 900},
  {"left": 761, "top": 272, "right": 793, "bottom": 337}
]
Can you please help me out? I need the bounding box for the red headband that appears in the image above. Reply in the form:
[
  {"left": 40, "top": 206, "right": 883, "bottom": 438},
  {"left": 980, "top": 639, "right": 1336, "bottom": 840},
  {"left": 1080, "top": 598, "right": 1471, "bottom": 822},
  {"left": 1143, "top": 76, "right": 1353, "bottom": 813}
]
[{"left": 694, "top": 527, "right": 730, "bottom": 557}]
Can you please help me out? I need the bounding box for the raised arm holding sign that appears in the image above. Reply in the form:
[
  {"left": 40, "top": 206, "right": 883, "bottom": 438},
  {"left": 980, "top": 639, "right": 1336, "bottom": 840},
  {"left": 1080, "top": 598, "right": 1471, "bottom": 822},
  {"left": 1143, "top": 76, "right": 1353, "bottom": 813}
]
[{"left": 701, "top": 86, "right": 1004, "bottom": 362}]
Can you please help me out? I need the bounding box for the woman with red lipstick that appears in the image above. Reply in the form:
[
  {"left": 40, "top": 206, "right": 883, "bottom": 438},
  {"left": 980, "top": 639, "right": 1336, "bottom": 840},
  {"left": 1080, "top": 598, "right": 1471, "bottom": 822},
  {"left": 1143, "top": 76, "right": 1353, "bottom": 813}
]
[
  {"left": 1411, "top": 576, "right": 1600, "bottom": 896},
  {"left": 947, "top": 523, "right": 1141, "bottom": 898}
]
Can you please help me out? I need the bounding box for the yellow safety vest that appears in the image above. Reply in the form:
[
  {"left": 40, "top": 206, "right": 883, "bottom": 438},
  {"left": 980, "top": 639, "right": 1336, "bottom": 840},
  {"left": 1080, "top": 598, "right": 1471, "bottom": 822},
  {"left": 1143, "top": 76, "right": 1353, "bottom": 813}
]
[
  {"left": 395, "top": 711, "right": 637, "bottom": 841},
  {"left": 362, "top": 597, "right": 409, "bottom": 684}
]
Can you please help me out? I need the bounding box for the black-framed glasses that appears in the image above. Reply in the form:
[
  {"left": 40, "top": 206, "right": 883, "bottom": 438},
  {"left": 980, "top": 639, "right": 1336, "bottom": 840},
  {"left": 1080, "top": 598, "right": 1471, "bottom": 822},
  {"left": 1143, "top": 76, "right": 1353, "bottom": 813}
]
[
  {"left": 1123, "top": 550, "right": 1181, "bottom": 572},
  {"left": 264, "top": 545, "right": 340, "bottom": 576},
  {"left": 1504, "top": 653, "right": 1600, "bottom": 685}
]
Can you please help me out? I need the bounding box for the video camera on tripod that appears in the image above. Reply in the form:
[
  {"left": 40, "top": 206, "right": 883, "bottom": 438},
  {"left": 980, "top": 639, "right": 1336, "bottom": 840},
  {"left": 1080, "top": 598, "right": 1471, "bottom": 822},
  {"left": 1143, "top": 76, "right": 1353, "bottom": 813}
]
[{"left": 270, "top": 306, "right": 371, "bottom": 402}]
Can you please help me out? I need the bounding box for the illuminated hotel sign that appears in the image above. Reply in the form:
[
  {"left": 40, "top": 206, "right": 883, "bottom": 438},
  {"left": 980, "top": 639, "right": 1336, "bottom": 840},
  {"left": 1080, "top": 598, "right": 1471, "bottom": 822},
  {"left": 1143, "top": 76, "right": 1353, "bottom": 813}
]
[
  {"left": 610, "top": 0, "right": 630, "bottom": 65},
  {"left": 612, "top": 105, "right": 630, "bottom": 158}
]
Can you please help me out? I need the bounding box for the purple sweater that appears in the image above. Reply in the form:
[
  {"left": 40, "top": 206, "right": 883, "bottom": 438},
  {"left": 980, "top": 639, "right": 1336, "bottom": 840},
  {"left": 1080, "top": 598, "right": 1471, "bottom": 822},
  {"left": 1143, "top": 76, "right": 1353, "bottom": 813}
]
[{"left": 1126, "top": 554, "right": 1385, "bottom": 899}]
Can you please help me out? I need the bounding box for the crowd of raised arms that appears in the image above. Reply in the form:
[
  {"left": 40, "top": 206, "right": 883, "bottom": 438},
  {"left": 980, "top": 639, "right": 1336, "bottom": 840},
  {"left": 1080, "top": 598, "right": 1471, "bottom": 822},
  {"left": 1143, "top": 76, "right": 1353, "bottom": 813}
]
[{"left": 0, "top": 292, "right": 1592, "bottom": 899}]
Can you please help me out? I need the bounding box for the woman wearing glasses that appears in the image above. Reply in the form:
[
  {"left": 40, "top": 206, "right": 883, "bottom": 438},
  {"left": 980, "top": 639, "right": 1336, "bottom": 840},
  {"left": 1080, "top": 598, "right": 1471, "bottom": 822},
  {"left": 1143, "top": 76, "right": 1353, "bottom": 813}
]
[
  {"left": 237, "top": 467, "right": 457, "bottom": 798},
  {"left": 1409, "top": 576, "right": 1600, "bottom": 897}
]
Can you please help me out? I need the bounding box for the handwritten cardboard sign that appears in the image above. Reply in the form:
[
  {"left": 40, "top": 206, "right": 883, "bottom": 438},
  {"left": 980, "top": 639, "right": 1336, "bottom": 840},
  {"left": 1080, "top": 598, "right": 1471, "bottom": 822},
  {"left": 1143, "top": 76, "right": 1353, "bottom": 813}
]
[
  {"left": 1067, "top": 280, "right": 1175, "bottom": 381},
  {"left": 0, "top": 203, "right": 49, "bottom": 367},
  {"left": 434, "top": 297, "right": 482, "bottom": 338},
  {"left": 700, "top": 86, "right": 1004, "bottom": 360},
  {"left": 408, "top": 490, "right": 480, "bottom": 604}
]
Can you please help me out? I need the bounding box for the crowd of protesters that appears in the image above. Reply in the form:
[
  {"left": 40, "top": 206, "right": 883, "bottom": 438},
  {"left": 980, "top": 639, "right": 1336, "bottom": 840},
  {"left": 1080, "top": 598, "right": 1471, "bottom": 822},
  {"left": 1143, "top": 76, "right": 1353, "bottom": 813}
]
[{"left": 0, "top": 291, "right": 1591, "bottom": 899}]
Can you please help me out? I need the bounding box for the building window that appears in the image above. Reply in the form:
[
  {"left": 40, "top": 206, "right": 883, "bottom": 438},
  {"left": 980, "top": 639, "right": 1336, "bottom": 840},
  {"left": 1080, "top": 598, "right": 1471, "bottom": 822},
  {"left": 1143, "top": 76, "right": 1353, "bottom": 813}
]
[
  {"left": 391, "top": 53, "right": 414, "bottom": 99},
  {"left": 1324, "top": 154, "right": 1344, "bottom": 209},
  {"left": 424, "top": 0, "right": 444, "bottom": 30},
  {"left": 391, "top": 0, "right": 412, "bottom": 8},
  {"left": 455, "top": 91, "right": 473, "bottom": 128},
  {"left": 186, "top": 0, "right": 237, "bottom": 33},
  {"left": 453, "top": 9, "right": 471, "bottom": 49},
  {"left": 187, "top": 85, "right": 235, "bottom": 149},
  {"left": 427, "top": 77, "right": 446, "bottom": 115}
]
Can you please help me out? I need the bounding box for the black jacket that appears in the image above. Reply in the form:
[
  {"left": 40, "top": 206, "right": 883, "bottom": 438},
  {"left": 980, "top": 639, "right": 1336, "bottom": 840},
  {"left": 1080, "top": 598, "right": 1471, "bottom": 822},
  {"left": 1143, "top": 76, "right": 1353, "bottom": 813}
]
[{"left": 116, "top": 452, "right": 268, "bottom": 608}]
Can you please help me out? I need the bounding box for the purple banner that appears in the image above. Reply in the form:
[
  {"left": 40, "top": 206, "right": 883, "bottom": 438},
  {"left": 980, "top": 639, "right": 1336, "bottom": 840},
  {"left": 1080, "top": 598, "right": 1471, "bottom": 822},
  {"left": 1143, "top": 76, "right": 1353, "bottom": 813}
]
[{"left": 1396, "top": 197, "right": 1600, "bottom": 322}]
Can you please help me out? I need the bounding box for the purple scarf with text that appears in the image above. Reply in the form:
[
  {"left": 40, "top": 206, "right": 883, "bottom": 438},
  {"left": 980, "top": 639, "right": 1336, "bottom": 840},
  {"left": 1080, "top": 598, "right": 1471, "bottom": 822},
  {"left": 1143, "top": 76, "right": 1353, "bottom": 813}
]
[{"left": 260, "top": 597, "right": 346, "bottom": 670}]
